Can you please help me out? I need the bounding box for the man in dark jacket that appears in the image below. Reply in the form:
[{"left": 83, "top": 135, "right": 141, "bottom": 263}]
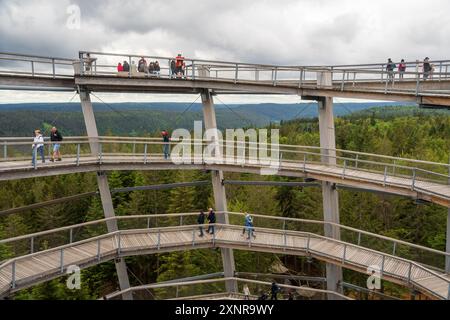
[
  {"left": 198, "top": 211, "right": 206, "bottom": 237},
  {"left": 50, "top": 127, "right": 63, "bottom": 162},
  {"left": 271, "top": 282, "right": 280, "bottom": 300},
  {"left": 207, "top": 208, "right": 216, "bottom": 234}
]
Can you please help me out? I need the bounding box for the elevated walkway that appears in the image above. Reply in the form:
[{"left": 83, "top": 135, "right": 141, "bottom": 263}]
[
  {"left": 1, "top": 52, "right": 450, "bottom": 106},
  {"left": 1, "top": 214, "right": 449, "bottom": 299},
  {"left": 1, "top": 137, "right": 449, "bottom": 207}
]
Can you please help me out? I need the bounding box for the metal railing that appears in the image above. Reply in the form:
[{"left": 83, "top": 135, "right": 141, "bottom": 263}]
[
  {"left": 2, "top": 51, "right": 450, "bottom": 97},
  {"left": 1, "top": 136, "right": 449, "bottom": 201},
  {"left": 103, "top": 276, "right": 352, "bottom": 300},
  {"left": 1, "top": 221, "right": 449, "bottom": 299},
  {"left": 1, "top": 211, "right": 449, "bottom": 273}
]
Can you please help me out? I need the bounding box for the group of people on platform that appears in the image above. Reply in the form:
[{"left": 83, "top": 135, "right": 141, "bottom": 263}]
[
  {"left": 31, "top": 127, "right": 63, "bottom": 166},
  {"left": 117, "top": 57, "right": 161, "bottom": 76},
  {"left": 116, "top": 53, "right": 186, "bottom": 78},
  {"left": 386, "top": 57, "right": 435, "bottom": 80},
  {"left": 196, "top": 210, "right": 256, "bottom": 239}
]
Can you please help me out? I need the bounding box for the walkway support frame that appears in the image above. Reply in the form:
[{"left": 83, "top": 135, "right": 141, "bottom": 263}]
[
  {"left": 79, "top": 88, "right": 133, "bottom": 300},
  {"left": 316, "top": 71, "right": 344, "bottom": 299},
  {"left": 201, "top": 88, "right": 238, "bottom": 293}
]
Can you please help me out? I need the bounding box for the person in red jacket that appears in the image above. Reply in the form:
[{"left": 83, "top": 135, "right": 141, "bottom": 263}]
[
  {"left": 175, "top": 53, "right": 185, "bottom": 78},
  {"left": 117, "top": 62, "right": 123, "bottom": 72}
]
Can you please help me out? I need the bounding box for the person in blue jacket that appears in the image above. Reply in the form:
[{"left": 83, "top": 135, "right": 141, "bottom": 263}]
[{"left": 244, "top": 212, "right": 256, "bottom": 240}]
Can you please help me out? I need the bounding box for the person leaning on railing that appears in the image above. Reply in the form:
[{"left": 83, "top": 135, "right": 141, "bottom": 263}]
[
  {"left": 386, "top": 58, "right": 396, "bottom": 81},
  {"left": 31, "top": 129, "right": 45, "bottom": 166},
  {"left": 50, "top": 126, "right": 63, "bottom": 162}
]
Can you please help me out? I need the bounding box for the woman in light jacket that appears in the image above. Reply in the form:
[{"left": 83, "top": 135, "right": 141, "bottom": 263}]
[{"left": 32, "top": 129, "right": 45, "bottom": 166}]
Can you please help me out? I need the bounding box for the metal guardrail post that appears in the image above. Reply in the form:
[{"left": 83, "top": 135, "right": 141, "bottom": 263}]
[
  {"left": 97, "top": 239, "right": 101, "bottom": 261},
  {"left": 132, "top": 141, "right": 136, "bottom": 155},
  {"left": 157, "top": 229, "right": 161, "bottom": 250},
  {"left": 69, "top": 228, "right": 73, "bottom": 243},
  {"left": 76, "top": 144, "right": 80, "bottom": 166},
  {"left": 392, "top": 242, "right": 397, "bottom": 256},
  {"left": 306, "top": 234, "right": 311, "bottom": 252},
  {"left": 342, "top": 244, "right": 347, "bottom": 263},
  {"left": 439, "top": 62, "right": 443, "bottom": 81},
  {"left": 411, "top": 168, "right": 416, "bottom": 191},
  {"left": 383, "top": 166, "right": 388, "bottom": 186},
  {"left": 341, "top": 72, "right": 345, "bottom": 91},
  {"left": 30, "top": 237, "right": 34, "bottom": 254},
  {"left": 283, "top": 231, "right": 287, "bottom": 251},
  {"left": 3, "top": 141, "right": 6, "bottom": 160},
  {"left": 31, "top": 61, "right": 34, "bottom": 77},
  {"left": 381, "top": 255, "right": 385, "bottom": 277},
  {"left": 299, "top": 68, "right": 304, "bottom": 88},
  {"left": 192, "top": 229, "right": 195, "bottom": 247},
  {"left": 144, "top": 143, "right": 148, "bottom": 164},
  {"left": 60, "top": 248, "right": 64, "bottom": 273},
  {"left": 234, "top": 64, "right": 238, "bottom": 84},
  {"left": 11, "top": 261, "right": 16, "bottom": 289},
  {"left": 52, "top": 58, "right": 56, "bottom": 79},
  {"left": 191, "top": 60, "right": 195, "bottom": 80},
  {"left": 147, "top": 217, "right": 150, "bottom": 229},
  {"left": 180, "top": 216, "right": 183, "bottom": 226},
  {"left": 303, "top": 154, "right": 307, "bottom": 172},
  {"left": 357, "top": 232, "right": 361, "bottom": 246},
  {"left": 33, "top": 146, "right": 37, "bottom": 170},
  {"left": 99, "top": 143, "right": 103, "bottom": 164},
  {"left": 407, "top": 262, "right": 412, "bottom": 283},
  {"left": 116, "top": 233, "right": 122, "bottom": 255},
  {"left": 392, "top": 160, "right": 396, "bottom": 176},
  {"left": 447, "top": 283, "right": 450, "bottom": 300},
  {"left": 415, "top": 76, "right": 420, "bottom": 95},
  {"left": 355, "top": 154, "right": 359, "bottom": 169},
  {"left": 128, "top": 56, "right": 132, "bottom": 78},
  {"left": 273, "top": 67, "right": 278, "bottom": 86},
  {"left": 342, "top": 160, "right": 347, "bottom": 179}
]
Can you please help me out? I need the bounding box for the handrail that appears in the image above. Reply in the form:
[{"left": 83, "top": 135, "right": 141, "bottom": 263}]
[
  {"left": 1, "top": 135, "right": 449, "bottom": 169},
  {"left": 1, "top": 223, "right": 449, "bottom": 299},
  {"left": 103, "top": 276, "right": 352, "bottom": 300},
  {"left": 1, "top": 211, "right": 448, "bottom": 269}
]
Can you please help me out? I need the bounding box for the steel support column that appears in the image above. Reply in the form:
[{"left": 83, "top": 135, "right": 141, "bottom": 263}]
[
  {"left": 201, "top": 88, "right": 237, "bottom": 293},
  {"left": 316, "top": 71, "right": 343, "bottom": 299},
  {"left": 79, "top": 88, "right": 133, "bottom": 300}
]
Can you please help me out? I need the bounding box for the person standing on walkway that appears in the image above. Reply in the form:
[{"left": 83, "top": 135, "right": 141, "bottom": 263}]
[
  {"left": 50, "top": 126, "right": 63, "bottom": 162},
  {"left": 243, "top": 284, "right": 251, "bottom": 300},
  {"left": 207, "top": 208, "right": 216, "bottom": 234},
  {"left": 243, "top": 213, "right": 256, "bottom": 240},
  {"left": 161, "top": 130, "right": 170, "bottom": 159},
  {"left": 423, "top": 57, "right": 432, "bottom": 80},
  {"left": 398, "top": 59, "right": 406, "bottom": 79},
  {"left": 386, "top": 58, "right": 396, "bottom": 81},
  {"left": 270, "top": 282, "right": 280, "bottom": 300},
  {"left": 197, "top": 211, "right": 206, "bottom": 237},
  {"left": 32, "top": 129, "right": 45, "bottom": 166}
]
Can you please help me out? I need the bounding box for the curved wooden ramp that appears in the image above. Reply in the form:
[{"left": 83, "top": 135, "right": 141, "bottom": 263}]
[
  {"left": 0, "top": 154, "right": 449, "bottom": 207},
  {"left": 0, "top": 224, "right": 449, "bottom": 300}
]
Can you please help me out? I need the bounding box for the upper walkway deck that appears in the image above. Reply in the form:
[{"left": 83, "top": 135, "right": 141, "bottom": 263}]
[
  {"left": 1, "top": 137, "right": 449, "bottom": 207},
  {"left": 1, "top": 52, "right": 450, "bottom": 106}
]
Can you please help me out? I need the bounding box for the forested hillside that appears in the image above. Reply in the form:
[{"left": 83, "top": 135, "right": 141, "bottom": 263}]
[{"left": 0, "top": 106, "right": 449, "bottom": 299}]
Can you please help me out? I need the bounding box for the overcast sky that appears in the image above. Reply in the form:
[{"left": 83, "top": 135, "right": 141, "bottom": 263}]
[{"left": 1, "top": 0, "right": 449, "bottom": 104}]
